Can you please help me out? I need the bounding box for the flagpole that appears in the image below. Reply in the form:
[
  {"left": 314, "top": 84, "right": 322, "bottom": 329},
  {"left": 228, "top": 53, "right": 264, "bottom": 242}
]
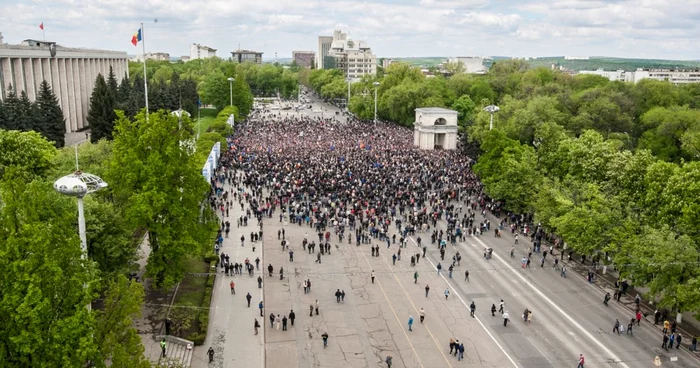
[{"left": 141, "top": 22, "right": 149, "bottom": 120}]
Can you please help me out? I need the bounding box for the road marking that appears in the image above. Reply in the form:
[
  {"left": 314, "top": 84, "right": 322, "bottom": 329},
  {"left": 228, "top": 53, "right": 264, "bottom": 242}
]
[
  {"left": 373, "top": 250, "right": 453, "bottom": 368},
  {"left": 527, "top": 336, "right": 555, "bottom": 367},
  {"left": 408, "top": 237, "right": 519, "bottom": 368},
  {"left": 357, "top": 248, "right": 425, "bottom": 368},
  {"left": 470, "top": 236, "right": 630, "bottom": 368}
]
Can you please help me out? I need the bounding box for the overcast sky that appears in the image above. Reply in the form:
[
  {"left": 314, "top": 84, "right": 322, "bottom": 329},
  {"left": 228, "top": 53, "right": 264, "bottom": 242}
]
[{"left": 2, "top": 0, "right": 699, "bottom": 60}]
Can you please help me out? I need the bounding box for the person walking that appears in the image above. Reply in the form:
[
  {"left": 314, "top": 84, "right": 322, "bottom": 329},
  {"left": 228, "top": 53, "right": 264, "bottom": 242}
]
[
  {"left": 315, "top": 299, "right": 320, "bottom": 315},
  {"left": 258, "top": 275, "right": 263, "bottom": 288},
  {"left": 246, "top": 292, "right": 252, "bottom": 307},
  {"left": 690, "top": 335, "right": 697, "bottom": 351},
  {"left": 160, "top": 339, "right": 167, "bottom": 358},
  {"left": 676, "top": 333, "right": 682, "bottom": 349},
  {"left": 259, "top": 301, "right": 264, "bottom": 317},
  {"left": 491, "top": 304, "right": 497, "bottom": 316},
  {"left": 419, "top": 308, "right": 425, "bottom": 323},
  {"left": 414, "top": 271, "right": 419, "bottom": 284},
  {"left": 254, "top": 319, "right": 260, "bottom": 335},
  {"left": 662, "top": 333, "right": 669, "bottom": 350},
  {"left": 282, "top": 315, "right": 288, "bottom": 331},
  {"left": 385, "top": 354, "right": 393, "bottom": 367},
  {"left": 464, "top": 270, "right": 470, "bottom": 282},
  {"left": 499, "top": 299, "right": 505, "bottom": 314},
  {"left": 408, "top": 316, "right": 414, "bottom": 332},
  {"left": 207, "top": 346, "right": 215, "bottom": 363},
  {"left": 503, "top": 311, "right": 510, "bottom": 326},
  {"left": 577, "top": 354, "right": 585, "bottom": 368},
  {"left": 612, "top": 319, "right": 621, "bottom": 334},
  {"left": 230, "top": 280, "right": 235, "bottom": 294},
  {"left": 335, "top": 289, "right": 342, "bottom": 303},
  {"left": 310, "top": 304, "right": 314, "bottom": 317},
  {"left": 425, "top": 284, "right": 430, "bottom": 298},
  {"left": 449, "top": 338, "right": 456, "bottom": 354},
  {"left": 457, "top": 342, "right": 465, "bottom": 361},
  {"left": 289, "top": 310, "right": 296, "bottom": 326},
  {"left": 276, "top": 314, "right": 281, "bottom": 330},
  {"left": 371, "top": 270, "right": 375, "bottom": 284},
  {"left": 669, "top": 332, "right": 676, "bottom": 350},
  {"left": 561, "top": 265, "right": 567, "bottom": 278},
  {"left": 322, "top": 332, "right": 329, "bottom": 348},
  {"left": 437, "top": 263, "right": 442, "bottom": 276},
  {"left": 444, "top": 289, "right": 450, "bottom": 300},
  {"left": 470, "top": 301, "right": 476, "bottom": 317}
]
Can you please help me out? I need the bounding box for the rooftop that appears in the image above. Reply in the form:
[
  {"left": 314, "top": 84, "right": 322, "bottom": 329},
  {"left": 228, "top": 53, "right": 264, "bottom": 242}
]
[
  {"left": 415, "top": 107, "right": 458, "bottom": 114},
  {"left": 232, "top": 49, "right": 263, "bottom": 55}
]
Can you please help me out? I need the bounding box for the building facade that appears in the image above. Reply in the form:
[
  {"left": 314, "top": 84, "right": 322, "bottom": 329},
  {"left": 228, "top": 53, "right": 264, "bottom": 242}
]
[
  {"left": 577, "top": 68, "right": 700, "bottom": 84},
  {"left": 292, "top": 51, "right": 315, "bottom": 68},
  {"left": 0, "top": 39, "right": 128, "bottom": 133},
  {"left": 413, "top": 107, "right": 458, "bottom": 150},
  {"left": 447, "top": 56, "right": 486, "bottom": 74},
  {"left": 326, "top": 30, "right": 377, "bottom": 80},
  {"left": 317, "top": 36, "right": 333, "bottom": 69},
  {"left": 231, "top": 49, "right": 263, "bottom": 64},
  {"left": 382, "top": 59, "right": 396, "bottom": 69},
  {"left": 132, "top": 52, "right": 170, "bottom": 62},
  {"left": 190, "top": 43, "right": 217, "bottom": 60}
]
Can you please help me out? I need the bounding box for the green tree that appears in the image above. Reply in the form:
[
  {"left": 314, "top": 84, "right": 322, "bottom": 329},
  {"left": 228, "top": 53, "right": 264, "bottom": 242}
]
[
  {"left": 107, "top": 66, "right": 118, "bottom": 95},
  {"left": 0, "top": 175, "right": 99, "bottom": 367},
  {"left": 1, "top": 86, "right": 30, "bottom": 131},
  {"left": 451, "top": 94, "right": 476, "bottom": 127},
  {"left": 94, "top": 275, "right": 151, "bottom": 368},
  {"left": 88, "top": 74, "right": 118, "bottom": 142},
  {"left": 443, "top": 60, "right": 465, "bottom": 75},
  {"left": 231, "top": 75, "right": 254, "bottom": 117},
  {"left": 106, "top": 110, "right": 215, "bottom": 288},
  {"left": 0, "top": 129, "right": 57, "bottom": 181},
  {"left": 116, "top": 75, "right": 136, "bottom": 118},
  {"left": 33, "top": 80, "right": 66, "bottom": 148},
  {"left": 200, "top": 70, "right": 231, "bottom": 111}
]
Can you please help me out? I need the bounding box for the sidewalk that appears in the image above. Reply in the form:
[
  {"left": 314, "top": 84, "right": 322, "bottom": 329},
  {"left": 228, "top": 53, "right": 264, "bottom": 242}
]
[
  {"left": 484, "top": 210, "right": 700, "bottom": 359},
  {"left": 191, "top": 176, "right": 265, "bottom": 368}
]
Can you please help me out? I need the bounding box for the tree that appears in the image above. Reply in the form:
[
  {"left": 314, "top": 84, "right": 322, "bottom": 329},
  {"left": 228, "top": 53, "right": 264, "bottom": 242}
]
[
  {"left": 107, "top": 66, "right": 118, "bottom": 95},
  {"left": 0, "top": 129, "right": 57, "bottom": 181},
  {"left": 444, "top": 60, "right": 465, "bottom": 75},
  {"left": 0, "top": 86, "right": 29, "bottom": 131},
  {"left": 94, "top": 275, "right": 151, "bottom": 368},
  {"left": 452, "top": 94, "right": 476, "bottom": 127},
  {"left": 33, "top": 80, "right": 66, "bottom": 148},
  {"left": 0, "top": 175, "right": 99, "bottom": 366},
  {"left": 200, "top": 70, "right": 229, "bottom": 111},
  {"left": 106, "top": 110, "right": 216, "bottom": 288},
  {"left": 88, "top": 74, "right": 118, "bottom": 142},
  {"left": 231, "top": 75, "right": 254, "bottom": 117}
]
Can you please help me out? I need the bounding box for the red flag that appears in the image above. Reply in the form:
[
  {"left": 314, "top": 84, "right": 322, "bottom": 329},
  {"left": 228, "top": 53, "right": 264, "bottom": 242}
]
[{"left": 39, "top": 22, "right": 44, "bottom": 30}]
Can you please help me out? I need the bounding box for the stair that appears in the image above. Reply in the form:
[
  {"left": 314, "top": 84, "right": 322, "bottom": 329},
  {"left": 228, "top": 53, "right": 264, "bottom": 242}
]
[{"left": 155, "top": 335, "right": 194, "bottom": 367}]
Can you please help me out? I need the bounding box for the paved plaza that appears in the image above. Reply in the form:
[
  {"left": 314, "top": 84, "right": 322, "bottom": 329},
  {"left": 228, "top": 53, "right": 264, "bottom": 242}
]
[{"left": 193, "top": 100, "right": 698, "bottom": 368}]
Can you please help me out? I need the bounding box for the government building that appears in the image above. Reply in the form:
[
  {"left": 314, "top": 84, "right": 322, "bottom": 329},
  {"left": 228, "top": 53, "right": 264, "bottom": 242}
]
[{"left": 0, "top": 38, "right": 128, "bottom": 133}]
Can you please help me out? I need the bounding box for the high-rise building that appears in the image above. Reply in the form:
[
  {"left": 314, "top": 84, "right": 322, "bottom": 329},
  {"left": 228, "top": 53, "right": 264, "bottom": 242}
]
[
  {"left": 320, "top": 30, "right": 376, "bottom": 80},
  {"left": 292, "top": 51, "right": 315, "bottom": 68},
  {"left": 231, "top": 49, "right": 263, "bottom": 64},
  {"left": 0, "top": 38, "right": 128, "bottom": 133},
  {"left": 382, "top": 59, "right": 396, "bottom": 69},
  {"left": 317, "top": 36, "right": 333, "bottom": 69},
  {"left": 190, "top": 43, "right": 217, "bottom": 60}
]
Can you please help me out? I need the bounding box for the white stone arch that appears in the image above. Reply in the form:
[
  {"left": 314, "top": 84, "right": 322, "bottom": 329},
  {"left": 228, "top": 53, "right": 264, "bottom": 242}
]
[{"left": 413, "top": 107, "right": 458, "bottom": 150}]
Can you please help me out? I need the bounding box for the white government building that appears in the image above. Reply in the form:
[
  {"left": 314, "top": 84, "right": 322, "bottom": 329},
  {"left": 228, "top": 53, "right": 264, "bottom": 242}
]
[
  {"left": 0, "top": 38, "right": 128, "bottom": 133},
  {"left": 190, "top": 43, "right": 217, "bottom": 60},
  {"left": 447, "top": 56, "right": 487, "bottom": 74}
]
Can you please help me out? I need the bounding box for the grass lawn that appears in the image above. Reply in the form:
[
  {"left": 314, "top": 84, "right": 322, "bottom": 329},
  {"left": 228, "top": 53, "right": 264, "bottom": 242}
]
[
  {"left": 194, "top": 108, "right": 218, "bottom": 137},
  {"left": 173, "top": 256, "right": 210, "bottom": 307}
]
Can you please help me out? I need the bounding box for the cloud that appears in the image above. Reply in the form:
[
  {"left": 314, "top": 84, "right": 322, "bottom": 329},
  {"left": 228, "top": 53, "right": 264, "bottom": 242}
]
[{"left": 1, "top": 0, "right": 700, "bottom": 59}]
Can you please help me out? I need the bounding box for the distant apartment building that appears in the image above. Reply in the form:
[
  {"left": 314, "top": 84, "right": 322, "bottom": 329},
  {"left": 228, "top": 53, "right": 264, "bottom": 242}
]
[
  {"left": 131, "top": 52, "right": 170, "bottom": 62},
  {"left": 319, "top": 30, "right": 376, "bottom": 80},
  {"left": 447, "top": 56, "right": 486, "bottom": 74},
  {"left": 231, "top": 49, "right": 263, "bottom": 64},
  {"left": 292, "top": 51, "right": 315, "bottom": 68},
  {"left": 382, "top": 59, "right": 396, "bottom": 68},
  {"left": 190, "top": 43, "right": 217, "bottom": 60},
  {"left": 317, "top": 36, "right": 333, "bottom": 69},
  {"left": 180, "top": 55, "right": 190, "bottom": 62},
  {"left": 577, "top": 68, "right": 700, "bottom": 84}
]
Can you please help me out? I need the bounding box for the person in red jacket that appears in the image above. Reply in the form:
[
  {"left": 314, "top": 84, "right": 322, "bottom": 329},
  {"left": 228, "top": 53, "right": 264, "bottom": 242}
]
[{"left": 577, "top": 354, "right": 585, "bottom": 368}]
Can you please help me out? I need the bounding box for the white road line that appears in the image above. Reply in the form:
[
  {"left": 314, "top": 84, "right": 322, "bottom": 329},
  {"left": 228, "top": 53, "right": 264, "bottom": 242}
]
[
  {"left": 408, "top": 237, "right": 519, "bottom": 368},
  {"left": 470, "top": 236, "right": 630, "bottom": 368},
  {"left": 527, "top": 337, "right": 555, "bottom": 367}
]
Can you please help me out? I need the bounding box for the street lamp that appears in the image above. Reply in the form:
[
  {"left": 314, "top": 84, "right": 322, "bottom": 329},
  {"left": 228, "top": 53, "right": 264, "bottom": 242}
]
[
  {"left": 483, "top": 105, "right": 500, "bottom": 130},
  {"left": 53, "top": 147, "right": 108, "bottom": 311},
  {"left": 373, "top": 81, "right": 380, "bottom": 124},
  {"left": 346, "top": 77, "right": 352, "bottom": 111},
  {"left": 227, "top": 77, "right": 235, "bottom": 107}
]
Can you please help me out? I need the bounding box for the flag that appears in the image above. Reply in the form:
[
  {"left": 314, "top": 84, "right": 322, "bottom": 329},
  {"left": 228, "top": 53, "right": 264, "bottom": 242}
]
[
  {"left": 131, "top": 28, "right": 142, "bottom": 46},
  {"left": 39, "top": 22, "right": 44, "bottom": 30}
]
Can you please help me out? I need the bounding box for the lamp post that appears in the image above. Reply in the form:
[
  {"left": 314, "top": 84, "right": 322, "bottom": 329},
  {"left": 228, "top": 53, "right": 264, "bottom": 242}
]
[
  {"left": 373, "top": 81, "right": 380, "bottom": 125},
  {"left": 346, "top": 77, "right": 352, "bottom": 111},
  {"left": 53, "top": 147, "right": 108, "bottom": 311},
  {"left": 484, "top": 105, "right": 500, "bottom": 130},
  {"left": 227, "top": 77, "right": 235, "bottom": 107}
]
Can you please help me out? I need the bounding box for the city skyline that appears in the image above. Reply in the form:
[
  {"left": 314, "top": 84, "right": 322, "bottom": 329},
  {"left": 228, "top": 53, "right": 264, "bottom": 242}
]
[{"left": 2, "top": 0, "right": 700, "bottom": 61}]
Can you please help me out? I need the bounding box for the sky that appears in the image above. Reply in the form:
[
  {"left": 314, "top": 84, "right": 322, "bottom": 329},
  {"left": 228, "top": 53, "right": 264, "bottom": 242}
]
[{"left": 2, "top": 0, "right": 700, "bottom": 61}]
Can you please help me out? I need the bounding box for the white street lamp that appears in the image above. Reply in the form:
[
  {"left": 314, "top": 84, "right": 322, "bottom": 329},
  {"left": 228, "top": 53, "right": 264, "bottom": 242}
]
[
  {"left": 484, "top": 105, "right": 500, "bottom": 130},
  {"left": 53, "top": 147, "right": 108, "bottom": 311},
  {"left": 373, "top": 81, "right": 380, "bottom": 125},
  {"left": 227, "top": 77, "right": 235, "bottom": 107}
]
